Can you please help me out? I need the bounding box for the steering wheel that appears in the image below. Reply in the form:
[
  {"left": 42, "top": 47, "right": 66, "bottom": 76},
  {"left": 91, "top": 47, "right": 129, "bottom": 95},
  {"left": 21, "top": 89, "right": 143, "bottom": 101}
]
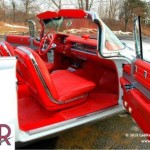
[{"left": 39, "top": 30, "right": 55, "bottom": 55}]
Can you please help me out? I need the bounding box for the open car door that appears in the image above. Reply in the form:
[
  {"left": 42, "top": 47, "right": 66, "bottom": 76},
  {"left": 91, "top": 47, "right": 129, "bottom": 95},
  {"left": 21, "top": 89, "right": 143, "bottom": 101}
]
[
  {"left": 99, "top": 16, "right": 150, "bottom": 139},
  {"left": 120, "top": 16, "right": 150, "bottom": 139}
]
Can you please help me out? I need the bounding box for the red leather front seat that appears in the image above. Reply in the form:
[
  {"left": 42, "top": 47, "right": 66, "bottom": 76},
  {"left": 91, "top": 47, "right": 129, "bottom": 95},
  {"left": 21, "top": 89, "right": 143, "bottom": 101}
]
[
  {"left": 15, "top": 46, "right": 95, "bottom": 111},
  {"left": 0, "top": 41, "right": 14, "bottom": 56}
]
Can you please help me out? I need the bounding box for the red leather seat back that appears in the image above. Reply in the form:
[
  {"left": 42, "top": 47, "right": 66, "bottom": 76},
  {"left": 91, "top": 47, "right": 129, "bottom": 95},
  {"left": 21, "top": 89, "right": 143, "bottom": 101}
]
[
  {"left": 0, "top": 41, "right": 14, "bottom": 56},
  {"left": 15, "top": 47, "right": 59, "bottom": 108}
]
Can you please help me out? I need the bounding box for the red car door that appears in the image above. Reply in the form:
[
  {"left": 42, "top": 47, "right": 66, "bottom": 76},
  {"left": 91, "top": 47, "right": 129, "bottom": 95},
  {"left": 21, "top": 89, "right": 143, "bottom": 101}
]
[{"left": 121, "top": 16, "right": 150, "bottom": 139}]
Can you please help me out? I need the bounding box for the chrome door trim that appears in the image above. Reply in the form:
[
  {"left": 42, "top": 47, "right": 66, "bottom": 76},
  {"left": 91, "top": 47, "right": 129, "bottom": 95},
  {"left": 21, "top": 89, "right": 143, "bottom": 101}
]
[{"left": 123, "top": 72, "right": 150, "bottom": 99}]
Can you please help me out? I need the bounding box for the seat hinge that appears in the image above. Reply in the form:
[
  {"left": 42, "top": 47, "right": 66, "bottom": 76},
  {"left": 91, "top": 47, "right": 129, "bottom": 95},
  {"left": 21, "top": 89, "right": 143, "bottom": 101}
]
[{"left": 125, "top": 83, "right": 135, "bottom": 92}]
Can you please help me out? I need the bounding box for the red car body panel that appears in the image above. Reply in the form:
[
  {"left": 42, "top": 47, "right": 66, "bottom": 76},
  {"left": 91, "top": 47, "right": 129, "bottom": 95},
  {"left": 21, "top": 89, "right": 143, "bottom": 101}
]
[{"left": 6, "top": 35, "right": 30, "bottom": 46}]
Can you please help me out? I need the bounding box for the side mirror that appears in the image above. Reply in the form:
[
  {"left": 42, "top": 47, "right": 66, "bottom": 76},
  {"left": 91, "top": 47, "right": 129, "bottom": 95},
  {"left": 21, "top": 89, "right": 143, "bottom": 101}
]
[
  {"left": 27, "top": 20, "right": 36, "bottom": 38},
  {"left": 134, "top": 16, "right": 143, "bottom": 59}
]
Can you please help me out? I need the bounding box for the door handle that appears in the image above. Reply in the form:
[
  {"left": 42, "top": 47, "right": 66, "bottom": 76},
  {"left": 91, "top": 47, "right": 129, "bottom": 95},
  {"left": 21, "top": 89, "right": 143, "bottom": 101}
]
[{"left": 144, "top": 70, "right": 147, "bottom": 79}]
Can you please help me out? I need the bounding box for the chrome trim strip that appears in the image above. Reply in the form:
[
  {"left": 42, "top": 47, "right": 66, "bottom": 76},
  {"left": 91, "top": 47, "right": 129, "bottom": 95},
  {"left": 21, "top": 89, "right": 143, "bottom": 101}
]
[
  {"left": 123, "top": 72, "right": 135, "bottom": 83},
  {"left": 17, "top": 46, "right": 88, "bottom": 104},
  {"left": 71, "top": 48, "right": 97, "bottom": 56},
  {"left": 64, "top": 93, "right": 88, "bottom": 103},
  {"left": 134, "top": 82, "right": 150, "bottom": 99},
  {"left": 123, "top": 72, "right": 150, "bottom": 99}
]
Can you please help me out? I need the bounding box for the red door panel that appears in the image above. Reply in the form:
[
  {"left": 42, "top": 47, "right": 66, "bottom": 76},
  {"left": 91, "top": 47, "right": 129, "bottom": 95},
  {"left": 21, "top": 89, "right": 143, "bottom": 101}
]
[
  {"left": 6, "top": 35, "right": 30, "bottom": 46},
  {"left": 121, "top": 60, "right": 150, "bottom": 139},
  {"left": 134, "top": 59, "right": 150, "bottom": 90},
  {"left": 123, "top": 64, "right": 131, "bottom": 75}
]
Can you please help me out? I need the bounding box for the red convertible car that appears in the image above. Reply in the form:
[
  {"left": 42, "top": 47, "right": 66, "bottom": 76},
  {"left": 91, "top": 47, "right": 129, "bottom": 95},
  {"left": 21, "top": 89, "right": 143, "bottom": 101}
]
[{"left": 0, "top": 9, "right": 149, "bottom": 145}]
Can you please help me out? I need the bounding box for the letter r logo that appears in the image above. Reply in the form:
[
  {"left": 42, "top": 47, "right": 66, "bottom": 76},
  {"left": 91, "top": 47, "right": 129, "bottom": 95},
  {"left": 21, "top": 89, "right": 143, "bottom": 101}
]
[{"left": 0, "top": 124, "right": 11, "bottom": 145}]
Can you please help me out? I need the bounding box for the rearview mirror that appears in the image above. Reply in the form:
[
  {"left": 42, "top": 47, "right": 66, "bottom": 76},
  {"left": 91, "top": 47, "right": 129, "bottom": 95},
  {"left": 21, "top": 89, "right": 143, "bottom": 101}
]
[
  {"left": 66, "top": 19, "right": 72, "bottom": 27},
  {"left": 27, "top": 20, "right": 36, "bottom": 38},
  {"left": 134, "top": 16, "right": 143, "bottom": 59}
]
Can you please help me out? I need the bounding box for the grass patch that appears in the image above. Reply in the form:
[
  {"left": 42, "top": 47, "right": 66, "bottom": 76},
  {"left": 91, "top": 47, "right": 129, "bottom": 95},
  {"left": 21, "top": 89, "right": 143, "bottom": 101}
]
[{"left": 0, "top": 22, "right": 28, "bottom": 35}]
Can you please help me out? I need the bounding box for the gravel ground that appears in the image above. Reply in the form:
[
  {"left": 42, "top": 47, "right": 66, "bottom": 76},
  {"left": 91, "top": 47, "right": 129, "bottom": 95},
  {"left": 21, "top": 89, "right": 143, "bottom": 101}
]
[{"left": 55, "top": 113, "right": 150, "bottom": 149}]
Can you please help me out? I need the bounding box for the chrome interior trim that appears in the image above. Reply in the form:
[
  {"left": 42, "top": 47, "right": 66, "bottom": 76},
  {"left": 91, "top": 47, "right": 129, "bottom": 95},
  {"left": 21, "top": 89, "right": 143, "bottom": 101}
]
[
  {"left": 64, "top": 93, "right": 88, "bottom": 103},
  {"left": 123, "top": 72, "right": 135, "bottom": 83},
  {"left": 134, "top": 82, "right": 150, "bottom": 99},
  {"left": 123, "top": 72, "right": 150, "bottom": 99},
  {"left": 0, "top": 42, "right": 12, "bottom": 56},
  {"left": 71, "top": 48, "right": 97, "bottom": 56},
  {"left": 17, "top": 46, "right": 88, "bottom": 104},
  {"left": 144, "top": 70, "right": 147, "bottom": 79},
  {"left": 131, "top": 58, "right": 136, "bottom": 75}
]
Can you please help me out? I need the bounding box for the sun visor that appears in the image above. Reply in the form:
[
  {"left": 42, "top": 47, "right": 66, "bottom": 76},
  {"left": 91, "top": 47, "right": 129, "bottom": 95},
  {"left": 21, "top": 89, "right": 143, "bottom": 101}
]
[
  {"left": 37, "top": 9, "right": 87, "bottom": 19},
  {"left": 58, "top": 9, "right": 87, "bottom": 18},
  {"left": 37, "top": 11, "right": 59, "bottom": 19}
]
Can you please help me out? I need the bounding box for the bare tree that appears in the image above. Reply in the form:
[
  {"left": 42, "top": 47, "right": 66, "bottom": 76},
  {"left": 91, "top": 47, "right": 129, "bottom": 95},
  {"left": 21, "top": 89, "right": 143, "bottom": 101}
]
[
  {"left": 9, "top": 0, "right": 16, "bottom": 23},
  {"left": 46, "top": 0, "right": 99, "bottom": 11},
  {"left": 47, "top": 0, "right": 62, "bottom": 10},
  {"left": 120, "top": 0, "right": 147, "bottom": 31},
  {"left": 51, "top": 0, "right": 62, "bottom": 9},
  {"left": 108, "top": 0, "right": 121, "bottom": 20},
  {"left": 0, "top": 0, "right": 6, "bottom": 21},
  {"left": 78, "top": 0, "right": 95, "bottom": 10},
  {"left": 21, "top": 0, "right": 35, "bottom": 23}
]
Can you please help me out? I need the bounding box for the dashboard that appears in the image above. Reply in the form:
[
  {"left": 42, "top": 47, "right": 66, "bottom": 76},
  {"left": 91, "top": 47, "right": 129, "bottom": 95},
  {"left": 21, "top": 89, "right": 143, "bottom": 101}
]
[
  {"left": 71, "top": 42, "right": 97, "bottom": 55},
  {"left": 55, "top": 34, "right": 98, "bottom": 58}
]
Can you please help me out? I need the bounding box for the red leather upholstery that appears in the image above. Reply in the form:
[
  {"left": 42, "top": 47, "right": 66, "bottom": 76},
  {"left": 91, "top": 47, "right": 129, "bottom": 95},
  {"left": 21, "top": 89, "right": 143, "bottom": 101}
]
[
  {"left": 0, "top": 41, "right": 14, "bottom": 56},
  {"left": 120, "top": 76, "right": 150, "bottom": 136},
  {"left": 51, "top": 70, "right": 95, "bottom": 101},
  {"left": 44, "top": 61, "right": 54, "bottom": 72},
  {"left": 15, "top": 46, "right": 95, "bottom": 110}
]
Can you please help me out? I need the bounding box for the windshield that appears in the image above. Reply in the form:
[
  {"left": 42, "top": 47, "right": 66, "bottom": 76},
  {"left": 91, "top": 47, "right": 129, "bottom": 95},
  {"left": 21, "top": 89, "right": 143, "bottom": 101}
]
[
  {"left": 43, "top": 17, "right": 98, "bottom": 39},
  {"left": 105, "top": 25, "right": 125, "bottom": 51}
]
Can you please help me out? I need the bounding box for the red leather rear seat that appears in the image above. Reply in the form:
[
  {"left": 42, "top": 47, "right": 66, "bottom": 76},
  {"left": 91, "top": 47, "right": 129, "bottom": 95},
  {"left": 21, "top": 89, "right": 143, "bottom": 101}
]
[{"left": 0, "top": 41, "right": 15, "bottom": 56}]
